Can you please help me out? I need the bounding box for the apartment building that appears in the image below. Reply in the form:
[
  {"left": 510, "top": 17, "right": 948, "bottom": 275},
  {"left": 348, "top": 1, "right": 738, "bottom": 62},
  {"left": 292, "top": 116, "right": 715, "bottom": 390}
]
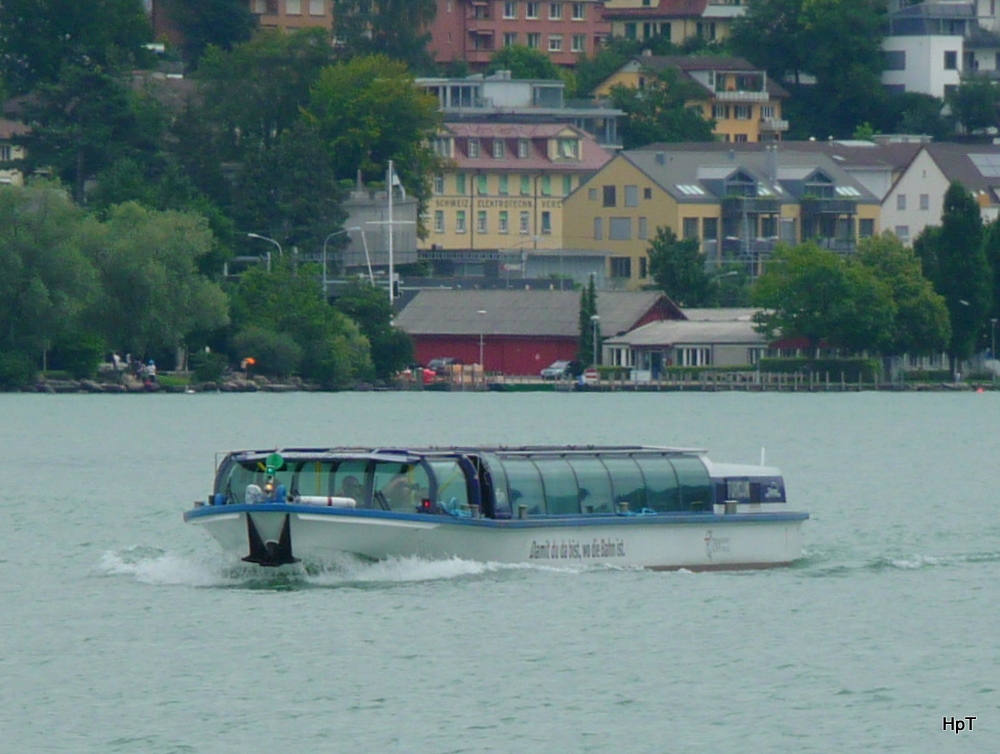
[
  {"left": 600, "top": 0, "right": 746, "bottom": 46},
  {"left": 427, "top": 0, "right": 611, "bottom": 69},
  {"left": 594, "top": 55, "right": 789, "bottom": 143}
]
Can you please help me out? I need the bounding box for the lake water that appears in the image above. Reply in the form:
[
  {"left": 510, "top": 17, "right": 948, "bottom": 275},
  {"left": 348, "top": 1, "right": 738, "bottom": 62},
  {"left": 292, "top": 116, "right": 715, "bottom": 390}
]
[{"left": 2, "top": 391, "right": 997, "bottom": 753}]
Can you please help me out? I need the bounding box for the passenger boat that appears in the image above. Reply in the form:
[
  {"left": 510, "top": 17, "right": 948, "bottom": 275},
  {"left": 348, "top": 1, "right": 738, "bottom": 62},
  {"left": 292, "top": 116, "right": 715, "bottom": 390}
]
[{"left": 183, "top": 445, "right": 808, "bottom": 571}]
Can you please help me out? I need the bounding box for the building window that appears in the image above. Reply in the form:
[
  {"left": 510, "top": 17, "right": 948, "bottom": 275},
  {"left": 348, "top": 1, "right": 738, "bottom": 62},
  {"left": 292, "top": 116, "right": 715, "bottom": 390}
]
[
  {"left": 493, "top": 139, "right": 505, "bottom": 159},
  {"left": 883, "top": 50, "right": 906, "bottom": 71},
  {"left": 895, "top": 225, "right": 909, "bottom": 242},
  {"left": 897, "top": 194, "right": 906, "bottom": 210},
  {"left": 602, "top": 185, "right": 616, "bottom": 207},
  {"left": 563, "top": 175, "right": 573, "bottom": 195},
  {"left": 456, "top": 173, "right": 466, "bottom": 194},
  {"left": 521, "top": 175, "right": 531, "bottom": 195},
  {"left": 286, "top": 0, "right": 301, "bottom": 14},
  {"left": 944, "top": 50, "right": 958, "bottom": 70},
  {"left": 548, "top": 35, "right": 563, "bottom": 52},
  {"left": 734, "top": 133, "right": 749, "bottom": 142},
  {"left": 527, "top": 32, "right": 541, "bottom": 49},
  {"left": 309, "top": 0, "right": 325, "bottom": 14},
  {"left": 468, "top": 139, "right": 480, "bottom": 157},
  {"left": 572, "top": 2, "right": 585, "bottom": 20},
  {"left": 639, "top": 257, "right": 648, "bottom": 278},
  {"left": 593, "top": 217, "right": 603, "bottom": 240},
  {"left": 477, "top": 174, "right": 488, "bottom": 195},
  {"left": 558, "top": 139, "right": 578, "bottom": 159},
  {"left": 920, "top": 193, "right": 929, "bottom": 210},
  {"left": 643, "top": 187, "right": 652, "bottom": 200},
  {"left": 859, "top": 218, "right": 875, "bottom": 237},
  {"left": 760, "top": 104, "right": 775, "bottom": 119},
  {"left": 526, "top": 2, "right": 539, "bottom": 18},
  {"left": 609, "top": 217, "right": 632, "bottom": 240},
  {"left": 588, "top": 187, "right": 597, "bottom": 200},
  {"left": 434, "top": 210, "right": 444, "bottom": 233},
  {"left": 703, "top": 217, "right": 718, "bottom": 240},
  {"left": 638, "top": 217, "right": 648, "bottom": 239},
  {"left": 477, "top": 210, "right": 488, "bottom": 233},
  {"left": 734, "top": 105, "right": 751, "bottom": 120},
  {"left": 610, "top": 257, "right": 632, "bottom": 278},
  {"left": 518, "top": 138, "right": 529, "bottom": 158},
  {"left": 713, "top": 104, "right": 729, "bottom": 120},
  {"left": 499, "top": 175, "right": 509, "bottom": 195},
  {"left": 541, "top": 211, "right": 552, "bottom": 234},
  {"left": 624, "top": 22, "right": 636, "bottom": 39},
  {"left": 503, "top": 1, "right": 517, "bottom": 19},
  {"left": 499, "top": 210, "right": 509, "bottom": 233},
  {"left": 682, "top": 217, "right": 699, "bottom": 239},
  {"left": 504, "top": 32, "right": 518, "bottom": 46},
  {"left": 456, "top": 210, "right": 467, "bottom": 233},
  {"left": 678, "top": 347, "right": 711, "bottom": 366},
  {"left": 520, "top": 211, "right": 531, "bottom": 234},
  {"left": 572, "top": 34, "right": 585, "bottom": 52},
  {"left": 541, "top": 175, "right": 551, "bottom": 196},
  {"left": 549, "top": 3, "right": 563, "bottom": 20},
  {"left": 625, "top": 185, "right": 638, "bottom": 207}
]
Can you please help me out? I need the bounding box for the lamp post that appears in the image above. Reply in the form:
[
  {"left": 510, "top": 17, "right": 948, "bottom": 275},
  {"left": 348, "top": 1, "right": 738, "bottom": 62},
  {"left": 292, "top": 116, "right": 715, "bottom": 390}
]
[
  {"left": 590, "top": 314, "right": 600, "bottom": 368},
  {"left": 322, "top": 226, "right": 361, "bottom": 294},
  {"left": 246, "top": 233, "right": 282, "bottom": 272},
  {"left": 477, "top": 309, "right": 487, "bottom": 369}
]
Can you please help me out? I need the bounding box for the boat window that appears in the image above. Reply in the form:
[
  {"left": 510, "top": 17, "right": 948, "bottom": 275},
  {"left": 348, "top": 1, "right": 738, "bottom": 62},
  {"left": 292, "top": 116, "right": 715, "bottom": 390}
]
[
  {"left": 332, "top": 460, "right": 369, "bottom": 506},
  {"left": 601, "top": 456, "right": 647, "bottom": 511},
  {"left": 427, "top": 459, "right": 470, "bottom": 513},
  {"left": 478, "top": 455, "right": 511, "bottom": 518},
  {"left": 532, "top": 458, "right": 580, "bottom": 515},
  {"left": 501, "top": 458, "right": 547, "bottom": 515},
  {"left": 373, "top": 461, "right": 432, "bottom": 512},
  {"left": 221, "top": 457, "right": 287, "bottom": 503},
  {"left": 290, "top": 460, "right": 333, "bottom": 497},
  {"left": 567, "top": 457, "right": 613, "bottom": 512},
  {"left": 634, "top": 456, "right": 679, "bottom": 512},
  {"left": 671, "top": 455, "right": 712, "bottom": 510}
]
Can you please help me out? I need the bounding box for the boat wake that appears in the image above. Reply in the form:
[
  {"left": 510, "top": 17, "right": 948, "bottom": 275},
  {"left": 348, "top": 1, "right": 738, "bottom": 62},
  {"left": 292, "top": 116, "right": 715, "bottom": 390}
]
[
  {"left": 98, "top": 546, "right": 603, "bottom": 589},
  {"left": 794, "top": 547, "right": 1000, "bottom": 576}
]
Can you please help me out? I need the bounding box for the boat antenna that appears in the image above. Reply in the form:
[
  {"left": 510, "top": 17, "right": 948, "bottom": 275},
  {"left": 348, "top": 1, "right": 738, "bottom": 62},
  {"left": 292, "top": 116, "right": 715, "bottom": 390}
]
[{"left": 760, "top": 446, "right": 766, "bottom": 466}]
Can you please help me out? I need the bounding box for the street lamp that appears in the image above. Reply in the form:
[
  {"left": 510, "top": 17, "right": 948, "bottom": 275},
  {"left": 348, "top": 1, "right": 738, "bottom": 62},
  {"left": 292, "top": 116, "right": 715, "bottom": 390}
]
[
  {"left": 590, "top": 314, "right": 600, "bottom": 368},
  {"left": 991, "top": 318, "right": 997, "bottom": 384},
  {"left": 477, "top": 309, "right": 487, "bottom": 374},
  {"left": 247, "top": 233, "right": 282, "bottom": 273},
  {"left": 322, "top": 226, "right": 361, "bottom": 292}
]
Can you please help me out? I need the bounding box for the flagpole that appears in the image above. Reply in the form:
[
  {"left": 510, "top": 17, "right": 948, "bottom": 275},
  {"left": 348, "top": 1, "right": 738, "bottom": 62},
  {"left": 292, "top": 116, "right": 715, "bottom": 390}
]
[{"left": 387, "top": 160, "right": 394, "bottom": 308}]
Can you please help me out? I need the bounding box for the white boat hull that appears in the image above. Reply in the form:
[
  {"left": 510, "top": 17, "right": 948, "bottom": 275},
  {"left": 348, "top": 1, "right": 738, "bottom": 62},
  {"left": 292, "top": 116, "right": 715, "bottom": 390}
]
[{"left": 186, "top": 505, "right": 807, "bottom": 571}]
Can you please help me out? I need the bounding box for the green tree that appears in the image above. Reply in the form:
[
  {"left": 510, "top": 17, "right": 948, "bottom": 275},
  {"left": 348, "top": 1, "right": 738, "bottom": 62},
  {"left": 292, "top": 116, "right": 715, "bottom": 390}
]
[
  {"left": 578, "top": 275, "right": 599, "bottom": 366},
  {"left": 647, "top": 227, "right": 714, "bottom": 306},
  {"left": 0, "top": 0, "right": 152, "bottom": 95},
  {"left": 752, "top": 242, "right": 895, "bottom": 354},
  {"left": 946, "top": 76, "right": 1000, "bottom": 135},
  {"left": 914, "top": 182, "right": 992, "bottom": 363},
  {"left": 157, "top": 0, "right": 256, "bottom": 68},
  {"left": 230, "top": 264, "right": 373, "bottom": 387},
  {"left": 333, "top": 0, "right": 437, "bottom": 71},
  {"left": 730, "top": 0, "right": 807, "bottom": 85},
  {"left": 305, "top": 55, "right": 442, "bottom": 203},
  {"left": 487, "top": 46, "right": 562, "bottom": 80},
  {"left": 79, "top": 202, "right": 230, "bottom": 361},
  {"left": 609, "top": 68, "right": 715, "bottom": 148},
  {"left": 333, "top": 279, "right": 414, "bottom": 381},
  {"left": 12, "top": 66, "right": 161, "bottom": 203},
  {"left": 854, "top": 233, "right": 950, "bottom": 357},
  {"left": 0, "top": 182, "right": 99, "bottom": 367}
]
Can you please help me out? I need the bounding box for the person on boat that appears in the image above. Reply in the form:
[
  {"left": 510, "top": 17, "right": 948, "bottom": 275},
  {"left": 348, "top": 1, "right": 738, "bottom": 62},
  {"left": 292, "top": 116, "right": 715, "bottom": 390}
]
[
  {"left": 263, "top": 477, "right": 287, "bottom": 503},
  {"left": 339, "top": 475, "right": 364, "bottom": 502},
  {"left": 381, "top": 474, "right": 415, "bottom": 507}
]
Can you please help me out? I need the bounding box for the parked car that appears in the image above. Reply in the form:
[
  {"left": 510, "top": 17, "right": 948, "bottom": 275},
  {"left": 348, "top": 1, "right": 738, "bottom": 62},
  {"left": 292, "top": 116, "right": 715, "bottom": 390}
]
[
  {"left": 427, "top": 357, "right": 463, "bottom": 375},
  {"left": 540, "top": 360, "right": 578, "bottom": 380}
]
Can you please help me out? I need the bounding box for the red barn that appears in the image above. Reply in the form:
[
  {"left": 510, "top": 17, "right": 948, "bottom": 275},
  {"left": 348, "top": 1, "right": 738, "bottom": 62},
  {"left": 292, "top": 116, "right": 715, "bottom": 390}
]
[{"left": 394, "top": 289, "right": 682, "bottom": 376}]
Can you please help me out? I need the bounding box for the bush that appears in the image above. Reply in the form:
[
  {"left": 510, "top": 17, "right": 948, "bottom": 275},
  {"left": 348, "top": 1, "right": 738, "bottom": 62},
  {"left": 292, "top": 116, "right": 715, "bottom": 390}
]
[
  {"left": 232, "top": 327, "right": 302, "bottom": 379},
  {"left": 0, "top": 350, "right": 35, "bottom": 390},
  {"left": 189, "top": 350, "right": 228, "bottom": 383},
  {"left": 51, "top": 333, "right": 106, "bottom": 379}
]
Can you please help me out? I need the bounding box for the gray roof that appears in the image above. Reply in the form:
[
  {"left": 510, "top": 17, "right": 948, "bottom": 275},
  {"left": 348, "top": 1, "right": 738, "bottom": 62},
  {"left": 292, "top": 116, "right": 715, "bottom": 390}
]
[
  {"left": 623, "top": 148, "right": 880, "bottom": 204},
  {"left": 606, "top": 318, "right": 766, "bottom": 347},
  {"left": 925, "top": 142, "right": 1000, "bottom": 195},
  {"left": 394, "top": 290, "right": 674, "bottom": 338}
]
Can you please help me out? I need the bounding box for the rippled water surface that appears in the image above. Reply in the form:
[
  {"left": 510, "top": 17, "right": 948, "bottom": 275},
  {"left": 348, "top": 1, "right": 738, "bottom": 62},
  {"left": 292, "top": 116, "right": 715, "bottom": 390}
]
[{"left": 2, "top": 392, "right": 997, "bottom": 752}]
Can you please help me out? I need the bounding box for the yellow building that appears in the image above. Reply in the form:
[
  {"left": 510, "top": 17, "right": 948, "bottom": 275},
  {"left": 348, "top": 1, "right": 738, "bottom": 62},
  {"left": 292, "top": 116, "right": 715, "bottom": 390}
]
[
  {"left": 594, "top": 55, "right": 789, "bottom": 143},
  {"left": 421, "top": 123, "right": 612, "bottom": 268},
  {"left": 601, "top": 0, "right": 747, "bottom": 45},
  {"left": 563, "top": 145, "right": 882, "bottom": 289}
]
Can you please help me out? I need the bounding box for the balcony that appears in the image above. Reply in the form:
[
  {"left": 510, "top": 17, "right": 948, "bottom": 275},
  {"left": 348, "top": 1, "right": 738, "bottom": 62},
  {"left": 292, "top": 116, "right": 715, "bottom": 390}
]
[
  {"left": 759, "top": 118, "right": 789, "bottom": 132},
  {"left": 714, "top": 90, "right": 769, "bottom": 103}
]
